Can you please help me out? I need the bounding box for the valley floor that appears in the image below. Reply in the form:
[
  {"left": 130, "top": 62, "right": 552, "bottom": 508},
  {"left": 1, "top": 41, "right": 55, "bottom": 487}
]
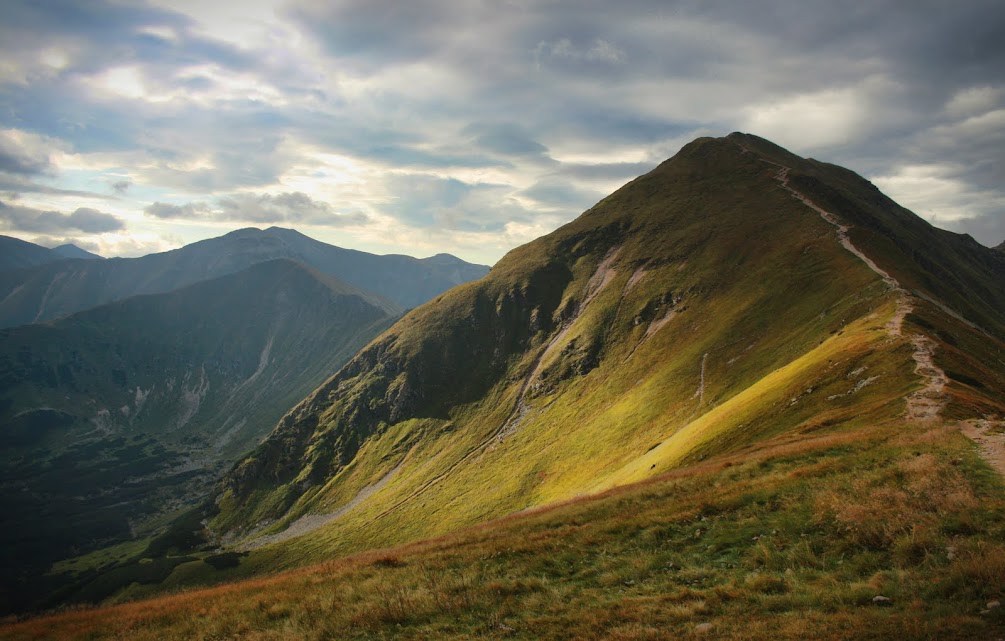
[{"left": 3, "top": 414, "right": 1004, "bottom": 641}]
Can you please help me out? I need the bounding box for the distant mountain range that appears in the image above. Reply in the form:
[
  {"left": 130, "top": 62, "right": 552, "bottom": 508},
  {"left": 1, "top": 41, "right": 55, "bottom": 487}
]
[
  {"left": 0, "top": 227, "right": 489, "bottom": 329},
  {"left": 0, "top": 235, "right": 102, "bottom": 272},
  {"left": 0, "top": 229, "right": 488, "bottom": 613},
  {"left": 0, "top": 260, "right": 400, "bottom": 595}
]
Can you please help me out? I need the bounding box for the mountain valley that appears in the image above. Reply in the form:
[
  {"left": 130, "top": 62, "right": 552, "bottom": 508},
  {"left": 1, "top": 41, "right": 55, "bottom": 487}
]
[{"left": 0, "top": 233, "right": 489, "bottom": 614}]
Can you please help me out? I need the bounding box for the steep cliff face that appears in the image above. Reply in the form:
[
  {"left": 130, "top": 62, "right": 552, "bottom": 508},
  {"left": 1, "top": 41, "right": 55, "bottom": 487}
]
[{"left": 206, "top": 134, "right": 1004, "bottom": 570}]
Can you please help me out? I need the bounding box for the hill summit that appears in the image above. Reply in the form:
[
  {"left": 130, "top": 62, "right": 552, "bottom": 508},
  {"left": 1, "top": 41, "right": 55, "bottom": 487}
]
[
  {"left": 6, "top": 133, "right": 1005, "bottom": 638},
  {"left": 193, "top": 133, "right": 1003, "bottom": 562}
]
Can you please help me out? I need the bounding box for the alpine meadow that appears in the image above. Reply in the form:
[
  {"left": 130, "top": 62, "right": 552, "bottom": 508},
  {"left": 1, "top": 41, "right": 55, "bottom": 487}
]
[
  {"left": 1, "top": 2, "right": 1004, "bottom": 639},
  {"left": 3, "top": 133, "right": 1003, "bottom": 640}
]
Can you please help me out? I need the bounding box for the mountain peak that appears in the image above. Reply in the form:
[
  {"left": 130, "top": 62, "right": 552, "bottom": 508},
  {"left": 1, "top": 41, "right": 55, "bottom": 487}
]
[
  {"left": 51, "top": 244, "right": 103, "bottom": 260},
  {"left": 421, "top": 252, "right": 469, "bottom": 265},
  {"left": 207, "top": 133, "right": 1005, "bottom": 557}
]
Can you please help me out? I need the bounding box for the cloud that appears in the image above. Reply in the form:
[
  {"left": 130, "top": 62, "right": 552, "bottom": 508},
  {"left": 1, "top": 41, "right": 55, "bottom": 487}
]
[
  {"left": 218, "top": 192, "right": 367, "bottom": 225},
  {"left": 520, "top": 178, "right": 604, "bottom": 211},
  {"left": 145, "top": 192, "right": 368, "bottom": 226},
  {"left": 872, "top": 163, "right": 1005, "bottom": 247},
  {"left": 111, "top": 180, "right": 131, "bottom": 194},
  {"left": 945, "top": 86, "right": 1003, "bottom": 118},
  {"left": 144, "top": 201, "right": 212, "bottom": 219},
  {"left": 535, "top": 38, "right": 627, "bottom": 65},
  {"left": 0, "top": 174, "right": 112, "bottom": 199},
  {"left": 0, "top": 201, "right": 125, "bottom": 234},
  {"left": 463, "top": 122, "right": 552, "bottom": 160},
  {"left": 378, "top": 174, "right": 534, "bottom": 232},
  {"left": 0, "top": 129, "right": 60, "bottom": 176},
  {"left": 1, "top": 0, "right": 1004, "bottom": 261}
]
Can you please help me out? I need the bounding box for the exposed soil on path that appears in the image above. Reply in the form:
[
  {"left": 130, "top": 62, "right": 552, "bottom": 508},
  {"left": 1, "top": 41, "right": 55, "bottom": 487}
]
[
  {"left": 767, "top": 162, "right": 947, "bottom": 422},
  {"left": 960, "top": 419, "right": 1005, "bottom": 477}
]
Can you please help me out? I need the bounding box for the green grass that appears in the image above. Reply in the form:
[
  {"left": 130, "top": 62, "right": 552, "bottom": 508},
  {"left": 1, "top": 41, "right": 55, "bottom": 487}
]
[
  {"left": 83, "top": 133, "right": 999, "bottom": 610},
  {"left": 4, "top": 413, "right": 1003, "bottom": 640},
  {"left": 19, "top": 133, "right": 1005, "bottom": 629}
]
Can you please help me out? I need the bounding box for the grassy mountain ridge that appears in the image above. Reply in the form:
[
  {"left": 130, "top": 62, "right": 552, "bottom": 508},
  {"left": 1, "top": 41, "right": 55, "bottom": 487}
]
[
  {"left": 201, "top": 135, "right": 1003, "bottom": 567},
  {"left": 0, "top": 227, "right": 487, "bottom": 329},
  {"left": 725, "top": 134, "right": 1005, "bottom": 339},
  {"left": 0, "top": 259, "right": 398, "bottom": 613},
  {"left": 4, "top": 133, "right": 1005, "bottom": 636}
]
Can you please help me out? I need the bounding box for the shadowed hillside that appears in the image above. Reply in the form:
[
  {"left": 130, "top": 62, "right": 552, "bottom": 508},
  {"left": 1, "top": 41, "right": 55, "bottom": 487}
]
[
  {"left": 0, "top": 260, "right": 398, "bottom": 612},
  {"left": 0, "top": 227, "right": 487, "bottom": 328}
]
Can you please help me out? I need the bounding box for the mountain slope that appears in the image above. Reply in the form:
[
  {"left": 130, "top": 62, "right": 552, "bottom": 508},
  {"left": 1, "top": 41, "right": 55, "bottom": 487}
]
[
  {"left": 0, "top": 227, "right": 487, "bottom": 328},
  {"left": 6, "top": 413, "right": 1004, "bottom": 640},
  {"left": 194, "top": 133, "right": 1004, "bottom": 573},
  {"left": 0, "top": 235, "right": 66, "bottom": 271},
  {"left": 51, "top": 244, "right": 103, "bottom": 260},
  {"left": 0, "top": 259, "right": 398, "bottom": 611}
]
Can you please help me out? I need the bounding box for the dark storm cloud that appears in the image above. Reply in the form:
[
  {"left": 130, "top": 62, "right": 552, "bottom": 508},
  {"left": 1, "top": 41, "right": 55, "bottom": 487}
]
[{"left": 0, "top": 201, "right": 123, "bottom": 233}]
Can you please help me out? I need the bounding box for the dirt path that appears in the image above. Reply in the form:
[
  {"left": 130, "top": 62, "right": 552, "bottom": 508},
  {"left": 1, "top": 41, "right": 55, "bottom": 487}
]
[
  {"left": 960, "top": 419, "right": 1005, "bottom": 477},
  {"left": 767, "top": 163, "right": 947, "bottom": 422},
  {"left": 696, "top": 352, "right": 708, "bottom": 407},
  {"left": 905, "top": 335, "right": 949, "bottom": 422}
]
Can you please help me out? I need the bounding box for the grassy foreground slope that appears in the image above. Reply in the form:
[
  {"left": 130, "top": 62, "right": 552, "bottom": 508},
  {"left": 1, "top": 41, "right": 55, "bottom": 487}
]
[{"left": 3, "top": 410, "right": 1004, "bottom": 640}]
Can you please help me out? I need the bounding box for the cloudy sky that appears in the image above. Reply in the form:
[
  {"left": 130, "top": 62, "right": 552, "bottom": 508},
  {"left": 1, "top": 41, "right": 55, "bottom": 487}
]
[{"left": 1, "top": 0, "right": 1002, "bottom": 264}]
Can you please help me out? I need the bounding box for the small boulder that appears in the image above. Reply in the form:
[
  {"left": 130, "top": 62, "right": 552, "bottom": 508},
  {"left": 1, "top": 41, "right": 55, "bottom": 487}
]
[
  {"left": 695, "top": 622, "right": 714, "bottom": 634},
  {"left": 988, "top": 600, "right": 1001, "bottom": 609},
  {"left": 872, "top": 595, "right": 892, "bottom": 605}
]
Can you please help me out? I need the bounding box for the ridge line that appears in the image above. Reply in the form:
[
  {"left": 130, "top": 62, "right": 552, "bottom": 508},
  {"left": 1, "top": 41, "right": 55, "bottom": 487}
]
[{"left": 764, "top": 160, "right": 946, "bottom": 422}]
